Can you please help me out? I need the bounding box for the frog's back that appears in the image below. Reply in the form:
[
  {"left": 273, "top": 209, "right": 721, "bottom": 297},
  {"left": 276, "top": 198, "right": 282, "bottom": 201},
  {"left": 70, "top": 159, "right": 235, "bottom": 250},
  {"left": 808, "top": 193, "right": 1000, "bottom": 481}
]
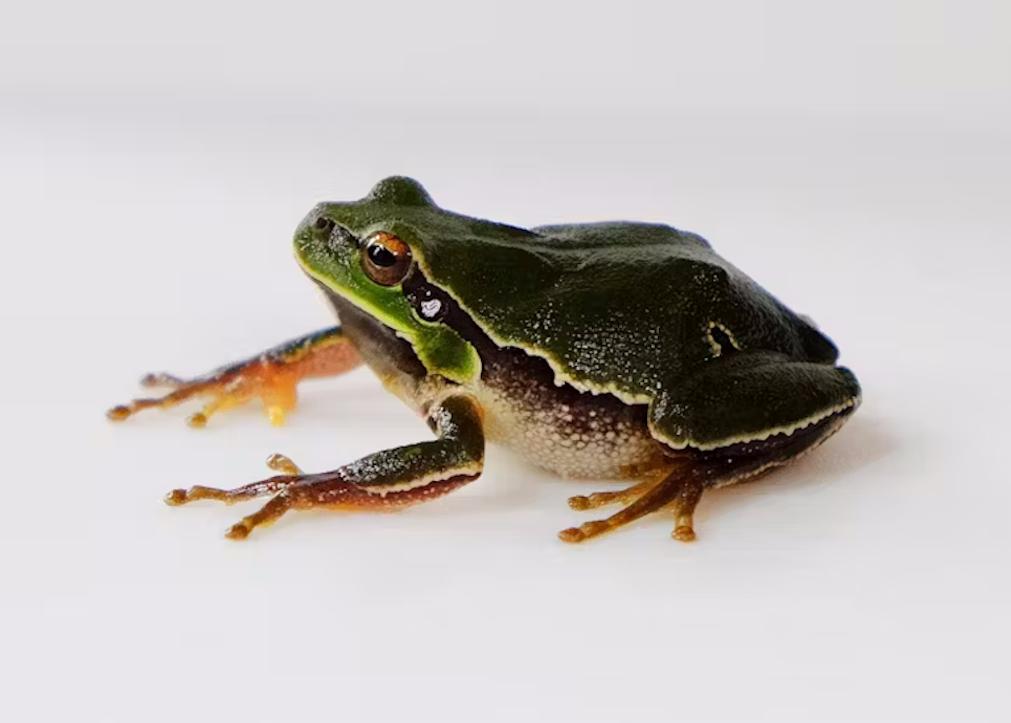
[{"left": 419, "top": 219, "right": 838, "bottom": 403}]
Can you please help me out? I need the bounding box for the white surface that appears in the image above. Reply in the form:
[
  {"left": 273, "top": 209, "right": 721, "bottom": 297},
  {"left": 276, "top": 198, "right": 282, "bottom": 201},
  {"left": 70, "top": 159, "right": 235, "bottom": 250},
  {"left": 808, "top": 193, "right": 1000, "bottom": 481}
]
[{"left": 2, "top": 2, "right": 1010, "bottom": 721}]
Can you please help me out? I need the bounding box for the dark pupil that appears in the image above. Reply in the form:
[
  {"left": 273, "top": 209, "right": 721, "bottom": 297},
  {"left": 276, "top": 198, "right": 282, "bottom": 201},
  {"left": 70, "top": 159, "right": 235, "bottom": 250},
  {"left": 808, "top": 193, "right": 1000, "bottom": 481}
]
[{"left": 367, "top": 243, "right": 397, "bottom": 267}]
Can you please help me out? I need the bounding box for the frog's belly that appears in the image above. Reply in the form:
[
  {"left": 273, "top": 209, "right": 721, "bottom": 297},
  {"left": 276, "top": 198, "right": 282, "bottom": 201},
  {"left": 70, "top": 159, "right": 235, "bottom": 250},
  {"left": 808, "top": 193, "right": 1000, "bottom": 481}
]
[{"left": 471, "top": 374, "right": 665, "bottom": 480}]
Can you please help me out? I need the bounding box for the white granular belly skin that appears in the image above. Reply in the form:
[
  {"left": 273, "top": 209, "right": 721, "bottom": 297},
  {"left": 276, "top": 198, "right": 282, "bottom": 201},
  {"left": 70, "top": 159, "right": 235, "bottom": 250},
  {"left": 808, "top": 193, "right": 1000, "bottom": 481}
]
[{"left": 471, "top": 374, "right": 665, "bottom": 480}]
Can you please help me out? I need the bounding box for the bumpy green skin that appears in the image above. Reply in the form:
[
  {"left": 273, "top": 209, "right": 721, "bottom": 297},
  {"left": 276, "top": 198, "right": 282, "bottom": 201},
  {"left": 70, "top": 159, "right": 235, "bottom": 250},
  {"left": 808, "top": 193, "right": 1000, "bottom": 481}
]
[{"left": 295, "top": 177, "right": 860, "bottom": 451}]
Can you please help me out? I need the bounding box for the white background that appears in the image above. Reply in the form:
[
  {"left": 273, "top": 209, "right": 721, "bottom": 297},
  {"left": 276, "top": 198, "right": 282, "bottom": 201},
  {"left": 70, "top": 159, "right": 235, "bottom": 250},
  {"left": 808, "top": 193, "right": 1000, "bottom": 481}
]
[{"left": 2, "top": 2, "right": 1009, "bottom": 721}]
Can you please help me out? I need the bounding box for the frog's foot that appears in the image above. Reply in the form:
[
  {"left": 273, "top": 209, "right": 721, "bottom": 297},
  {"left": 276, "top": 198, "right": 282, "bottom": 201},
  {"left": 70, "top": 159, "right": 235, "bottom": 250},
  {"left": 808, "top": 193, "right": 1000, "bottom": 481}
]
[
  {"left": 106, "top": 326, "right": 360, "bottom": 427},
  {"left": 670, "top": 478, "right": 704, "bottom": 542},
  {"left": 264, "top": 452, "right": 303, "bottom": 475},
  {"left": 567, "top": 480, "right": 655, "bottom": 511},
  {"left": 165, "top": 394, "right": 486, "bottom": 540},
  {"left": 560, "top": 403, "right": 858, "bottom": 544},
  {"left": 165, "top": 453, "right": 305, "bottom": 506},
  {"left": 107, "top": 366, "right": 295, "bottom": 428},
  {"left": 559, "top": 471, "right": 704, "bottom": 544}
]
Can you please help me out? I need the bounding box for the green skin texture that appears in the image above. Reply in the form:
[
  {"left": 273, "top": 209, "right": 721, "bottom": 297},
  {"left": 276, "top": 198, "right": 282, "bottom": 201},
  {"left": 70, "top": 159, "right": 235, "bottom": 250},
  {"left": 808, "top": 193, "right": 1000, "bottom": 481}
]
[{"left": 295, "top": 177, "right": 860, "bottom": 452}]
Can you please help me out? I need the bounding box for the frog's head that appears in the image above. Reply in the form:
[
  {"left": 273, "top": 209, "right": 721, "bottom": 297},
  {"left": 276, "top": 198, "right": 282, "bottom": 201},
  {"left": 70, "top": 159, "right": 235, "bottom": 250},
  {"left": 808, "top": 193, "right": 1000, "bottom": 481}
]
[{"left": 293, "top": 176, "right": 482, "bottom": 383}]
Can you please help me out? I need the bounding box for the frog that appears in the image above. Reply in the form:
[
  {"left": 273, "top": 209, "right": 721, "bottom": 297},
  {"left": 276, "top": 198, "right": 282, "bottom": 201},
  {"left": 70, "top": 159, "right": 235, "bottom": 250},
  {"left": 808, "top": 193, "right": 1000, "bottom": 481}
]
[{"left": 108, "top": 176, "right": 861, "bottom": 543}]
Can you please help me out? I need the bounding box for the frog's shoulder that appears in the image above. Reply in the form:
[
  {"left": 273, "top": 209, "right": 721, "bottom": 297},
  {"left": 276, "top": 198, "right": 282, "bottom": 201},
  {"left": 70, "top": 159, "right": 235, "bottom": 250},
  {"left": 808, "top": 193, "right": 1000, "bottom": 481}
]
[{"left": 418, "top": 218, "right": 832, "bottom": 406}]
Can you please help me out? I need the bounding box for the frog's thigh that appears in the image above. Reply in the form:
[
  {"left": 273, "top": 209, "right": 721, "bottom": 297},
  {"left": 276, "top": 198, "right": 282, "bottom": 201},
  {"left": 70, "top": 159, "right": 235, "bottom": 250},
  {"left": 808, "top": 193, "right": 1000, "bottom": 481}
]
[
  {"left": 649, "top": 351, "right": 861, "bottom": 451},
  {"left": 167, "top": 394, "right": 485, "bottom": 540},
  {"left": 107, "top": 325, "right": 361, "bottom": 427}
]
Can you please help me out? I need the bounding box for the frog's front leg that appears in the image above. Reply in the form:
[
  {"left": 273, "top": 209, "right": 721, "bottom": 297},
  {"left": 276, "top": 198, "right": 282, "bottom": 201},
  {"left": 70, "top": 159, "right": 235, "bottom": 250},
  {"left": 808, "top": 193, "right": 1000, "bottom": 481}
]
[
  {"left": 166, "top": 394, "right": 485, "bottom": 539},
  {"left": 106, "top": 326, "right": 360, "bottom": 427}
]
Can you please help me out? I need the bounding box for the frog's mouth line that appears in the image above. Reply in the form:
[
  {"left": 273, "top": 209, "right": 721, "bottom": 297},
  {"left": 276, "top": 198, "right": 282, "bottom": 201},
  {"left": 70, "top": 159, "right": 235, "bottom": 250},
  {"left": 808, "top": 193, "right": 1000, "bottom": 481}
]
[
  {"left": 310, "top": 262, "right": 651, "bottom": 420},
  {"left": 297, "top": 253, "right": 482, "bottom": 386}
]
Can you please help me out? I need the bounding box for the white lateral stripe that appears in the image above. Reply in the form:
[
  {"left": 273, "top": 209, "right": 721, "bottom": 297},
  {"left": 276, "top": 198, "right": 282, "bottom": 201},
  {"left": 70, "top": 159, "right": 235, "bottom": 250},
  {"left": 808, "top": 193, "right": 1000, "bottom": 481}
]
[
  {"left": 361, "top": 461, "right": 483, "bottom": 497},
  {"left": 657, "top": 395, "right": 860, "bottom": 451}
]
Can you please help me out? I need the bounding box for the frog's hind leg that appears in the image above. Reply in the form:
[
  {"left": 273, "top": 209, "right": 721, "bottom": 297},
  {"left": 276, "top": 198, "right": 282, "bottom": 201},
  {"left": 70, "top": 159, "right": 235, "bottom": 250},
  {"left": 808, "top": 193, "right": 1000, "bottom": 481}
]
[
  {"left": 561, "top": 405, "right": 858, "bottom": 544},
  {"left": 107, "top": 325, "right": 361, "bottom": 427},
  {"left": 559, "top": 469, "right": 704, "bottom": 543}
]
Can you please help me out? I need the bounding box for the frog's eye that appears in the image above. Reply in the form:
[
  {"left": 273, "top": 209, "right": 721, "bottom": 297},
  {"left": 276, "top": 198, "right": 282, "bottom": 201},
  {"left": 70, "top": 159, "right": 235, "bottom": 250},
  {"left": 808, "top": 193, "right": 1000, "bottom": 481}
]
[{"left": 361, "top": 232, "right": 413, "bottom": 286}]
